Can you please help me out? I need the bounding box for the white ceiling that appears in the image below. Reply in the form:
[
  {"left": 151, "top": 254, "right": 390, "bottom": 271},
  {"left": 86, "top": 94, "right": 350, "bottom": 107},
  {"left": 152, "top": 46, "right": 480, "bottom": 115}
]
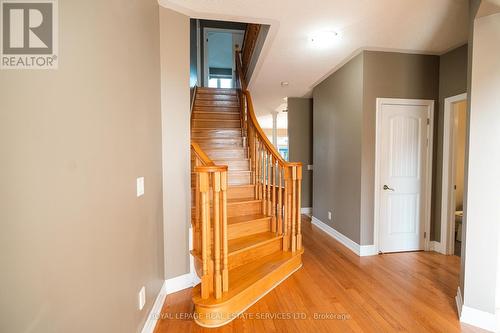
[{"left": 159, "top": 0, "right": 469, "bottom": 116}]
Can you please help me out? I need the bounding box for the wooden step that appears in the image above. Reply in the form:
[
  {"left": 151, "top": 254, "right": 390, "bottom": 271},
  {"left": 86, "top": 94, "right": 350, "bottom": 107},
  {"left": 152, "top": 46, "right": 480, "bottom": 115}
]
[
  {"left": 195, "top": 94, "right": 238, "bottom": 102},
  {"left": 228, "top": 198, "right": 261, "bottom": 217},
  {"left": 192, "top": 111, "right": 240, "bottom": 120},
  {"left": 228, "top": 170, "right": 251, "bottom": 185},
  {"left": 193, "top": 106, "right": 241, "bottom": 113},
  {"left": 228, "top": 185, "right": 255, "bottom": 200},
  {"left": 228, "top": 214, "right": 270, "bottom": 239},
  {"left": 191, "top": 129, "right": 241, "bottom": 138},
  {"left": 198, "top": 142, "right": 244, "bottom": 150},
  {"left": 193, "top": 137, "right": 243, "bottom": 146},
  {"left": 195, "top": 100, "right": 239, "bottom": 108},
  {"left": 193, "top": 119, "right": 241, "bottom": 129},
  {"left": 205, "top": 147, "right": 247, "bottom": 160},
  {"left": 213, "top": 159, "right": 249, "bottom": 171},
  {"left": 197, "top": 88, "right": 237, "bottom": 95},
  {"left": 228, "top": 232, "right": 283, "bottom": 270},
  {"left": 192, "top": 251, "right": 303, "bottom": 327},
  {"left": 191, "top": 170, "right": 251, "bottom": 187}
]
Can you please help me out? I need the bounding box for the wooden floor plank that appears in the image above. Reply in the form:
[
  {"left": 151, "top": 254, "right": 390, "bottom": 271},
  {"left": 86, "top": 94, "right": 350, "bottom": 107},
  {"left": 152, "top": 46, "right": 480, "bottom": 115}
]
[{"left": 154, "top": 216, "right": 487, "bottom": 333}]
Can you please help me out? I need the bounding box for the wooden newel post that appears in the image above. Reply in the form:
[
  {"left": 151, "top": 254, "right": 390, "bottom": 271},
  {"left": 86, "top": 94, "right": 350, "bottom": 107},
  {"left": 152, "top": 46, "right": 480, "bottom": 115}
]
[
  {"left": 199, "top": 172, "right": 210, "bottom": 299},
  {"left": 213, "top": 172, "right": 222, "bottom": 299},
  {"left": 221, "top": 171, "right": 229, "bottom": 292},
  {"left": 291, "top": 166, "right": 297, "bottom": 253},
  {"left": 283, "top": 166, "right": 292, "bottom": 251}
]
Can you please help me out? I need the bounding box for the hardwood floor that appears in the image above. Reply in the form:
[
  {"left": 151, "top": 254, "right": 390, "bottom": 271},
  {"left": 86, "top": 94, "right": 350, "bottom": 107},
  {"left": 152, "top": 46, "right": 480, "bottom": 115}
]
[{"left": 154, "top": 216, "right": 485, "bottom": 333}]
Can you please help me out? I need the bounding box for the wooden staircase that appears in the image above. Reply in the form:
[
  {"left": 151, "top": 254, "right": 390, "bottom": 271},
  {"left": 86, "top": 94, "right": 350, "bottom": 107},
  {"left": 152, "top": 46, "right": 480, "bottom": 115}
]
[{"left": 189, "top": 54, "right": 303, "bottom": 328}]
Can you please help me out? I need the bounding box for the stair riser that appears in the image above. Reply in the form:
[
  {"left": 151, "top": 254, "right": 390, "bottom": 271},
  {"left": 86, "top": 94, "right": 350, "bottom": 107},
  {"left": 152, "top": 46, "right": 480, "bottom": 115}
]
[
  {"left": 198, "top": 143, "right": 244, "bottom": 151},
  {"left": 228, "top": 218, "right": 270, "bottom": 240},
  {"left": 227, "top": 186, "right": 255, "bottom": 200},
  {"left": 191, "top": 129, "right": 241, "bottom": 138},
  {"left": 194, "top": 137, "right": 243, "bottom": 146},
  {"left": 191, "top": 172, "right": 252, "bottom": 187},
  {"left": 193, "top": 107, "right": 241, "bottom": 113},
  {"left": 206, "top": 149, "right": 247, "bottom": 160},
  {"left": 192, "top": 112, "right": 240, "bottom": 120},
  {"left": 228, "top": 238, "right": 282, "bottom": 270},
  {"left": 228, "top": 173, "right": 251, "bottom": 186},
  {"left": 228, "top": 200, "right": 261, "bottom": 218},
  {"left": 196, "top": 94, "right": 238, "bottom": 102},
  {"left": 214, "top": 159, "right": 249, "bottom": 171},
  {"left": 193, "top": 119, "right": 240, "bottom": 129},
  {"left": 197, "top": 88, "right": 237, "bottom": 95},
  {"left": 195, "top": 100, "right": 239, "bottom": 108}
]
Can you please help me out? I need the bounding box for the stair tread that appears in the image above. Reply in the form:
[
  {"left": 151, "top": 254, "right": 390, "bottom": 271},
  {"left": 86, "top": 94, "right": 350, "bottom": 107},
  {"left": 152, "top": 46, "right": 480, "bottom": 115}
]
[
  {"left": 193, "top": 251, "right": 299, "bottom": 306},
  {"left": 228, "top": 213, "right": 270, "bottom": 225},
  {"left": 228, "top": 232, "right": 280, "bottom": 254}
]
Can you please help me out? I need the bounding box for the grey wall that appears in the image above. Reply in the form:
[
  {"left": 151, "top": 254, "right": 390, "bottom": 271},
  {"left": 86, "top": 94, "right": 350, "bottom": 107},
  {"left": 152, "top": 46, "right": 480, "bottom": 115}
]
[
  {"left": 0, "top": 0, "right": 164, "bottom": 332},
  {"left": 288, "top": 98, "right": 313, "bottom": 208},
  {"left": 361, "top": 51, "right": 440, "bottom": 244},
  {"left": 313, "top": 51, "right": 440, "bottom": 246},
  {"left": 432, "top": 45, "right": 468, "bottom": 240},
  {"left": 313, "top": 54, "right": 364, "bottom": 244}
]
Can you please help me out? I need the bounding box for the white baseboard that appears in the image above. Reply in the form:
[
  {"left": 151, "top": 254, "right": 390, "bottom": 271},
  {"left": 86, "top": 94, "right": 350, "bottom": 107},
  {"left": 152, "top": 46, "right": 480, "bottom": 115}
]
[
  {"left": 165, "top": 272, "right": 197, "bottom": 294},
  {"left": 311, "top": 216, "right": 377, "bottom": 257},
  {"left": 141, "top": 280, "right": 168, "bottom": 333},
  {"left": 460, "top": 304, "right": 496, "bottom": 332},
  {"left": 456, "top": 286, "right": 497, "bottom": 332},
  {"left": 429, "top": 241, "right": 446, "bottom": 254},
  {"left": 456, "top": 286, "right": 463, "bottom": 316},
  {"left": 300, "top": 207, "right": 312, "bottom": 216}
]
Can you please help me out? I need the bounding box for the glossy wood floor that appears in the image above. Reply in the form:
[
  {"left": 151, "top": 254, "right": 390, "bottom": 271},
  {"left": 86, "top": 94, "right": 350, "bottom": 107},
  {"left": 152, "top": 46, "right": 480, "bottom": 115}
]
[{"left": 154, "top": 216, "right": 485, "bottom": 333}]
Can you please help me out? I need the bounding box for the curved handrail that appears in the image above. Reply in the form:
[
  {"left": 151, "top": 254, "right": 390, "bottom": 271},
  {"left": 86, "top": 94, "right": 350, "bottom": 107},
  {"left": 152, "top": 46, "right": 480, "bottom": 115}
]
[
  {"left": 235, "top": 51, "right": 301, "bottom": 169},
  {"left": 191, "top": 142, "right": 215, "bottom": 166}
]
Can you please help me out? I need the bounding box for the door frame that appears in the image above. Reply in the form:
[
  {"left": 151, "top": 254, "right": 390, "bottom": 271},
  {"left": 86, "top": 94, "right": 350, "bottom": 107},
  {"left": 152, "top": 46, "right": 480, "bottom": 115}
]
[
  {"left": 202, "top": 27, "right": 245, "bottom": 87},
  {"left": 374, "top": 98, "right": 434, "bottom": 253},
  {"left": 440, "top": 93, "right": 467, "bottom": 255}
]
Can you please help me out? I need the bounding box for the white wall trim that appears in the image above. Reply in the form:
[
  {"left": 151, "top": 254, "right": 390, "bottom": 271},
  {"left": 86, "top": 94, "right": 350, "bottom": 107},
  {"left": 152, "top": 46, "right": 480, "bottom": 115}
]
[
  {"left": 165, "top": 273, "right": 197, "bottom": 294},
  {"left": 457, "top": 285, "right": 497, "bottom": 332},
  {"left": 441, "top": 93, "right": 467, "bottom": 255},
  {"left": 429, "top": 241, "right": 446, "bottom": 254},
  {"left": 300, "top": 207, "right": 312, "bottom": 216},
  {"left": 456, "top": 286, "right": 463, "bottom": 316},
  {"left": 311, "top": 216, "right": 377, "bottom": 257},
  {"left": 140, "top": 280, "right": 168, "bottom": 333},
  {"left": 374, "top": 98, "right": 434, "bottom": 253}
]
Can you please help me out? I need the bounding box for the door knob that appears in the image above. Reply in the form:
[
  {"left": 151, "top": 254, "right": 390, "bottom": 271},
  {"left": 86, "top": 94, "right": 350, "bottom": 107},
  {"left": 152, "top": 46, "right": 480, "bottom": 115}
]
[{"left": 383, "top": 185, "right": 395, "bottom": 191}]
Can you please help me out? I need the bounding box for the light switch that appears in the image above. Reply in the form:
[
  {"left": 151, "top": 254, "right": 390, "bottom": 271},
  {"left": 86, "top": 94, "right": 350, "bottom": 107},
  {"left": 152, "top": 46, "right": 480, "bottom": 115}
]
[
  {"left": 138, "top": 286, "right": 146, "bottom": 310},
  {"left": 136, "top": 177, "right": 145, "bottom": 197},
  {"left": 307, "top": 165, "right": 313, "bottom": 171}
]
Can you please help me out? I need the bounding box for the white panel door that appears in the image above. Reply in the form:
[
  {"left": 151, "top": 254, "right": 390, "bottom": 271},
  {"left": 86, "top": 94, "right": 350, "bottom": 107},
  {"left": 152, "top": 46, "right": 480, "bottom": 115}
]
[{"left": 378, "top": 101, "right": 432, "bottom": 253}]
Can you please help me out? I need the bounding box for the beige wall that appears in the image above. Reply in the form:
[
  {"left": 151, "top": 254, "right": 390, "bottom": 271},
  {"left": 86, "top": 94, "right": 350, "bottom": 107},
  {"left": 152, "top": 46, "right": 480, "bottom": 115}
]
[
  {"left": 288, "top": 98, "right": 313, "bottom": 208},
  {"left": 0, "top": 0, "right": 164, "bottom": 332},
  {"left": 159, "top": 8, "right": 191, "bottom": 279},
  {"left": 454, "top": 101, "right": 467, "bottom": 210}
]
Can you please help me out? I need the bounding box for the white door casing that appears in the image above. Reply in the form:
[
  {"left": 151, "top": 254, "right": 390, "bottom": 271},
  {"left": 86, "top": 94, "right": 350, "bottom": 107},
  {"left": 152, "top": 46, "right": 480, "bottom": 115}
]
[{"left": 374, "top": 98, "right": 434, "bottom": 253}]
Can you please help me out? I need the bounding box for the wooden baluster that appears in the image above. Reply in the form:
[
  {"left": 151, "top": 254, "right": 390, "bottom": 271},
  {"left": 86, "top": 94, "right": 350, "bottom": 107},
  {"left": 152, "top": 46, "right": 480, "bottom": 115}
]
[
  {"left": 256, "top": 140, "right": 261, "bottom": 199},
  {"left": 194, "top": 158, "right": 200, "bottom": 253},
  {"left": 283, "top": 167, "right": 290, "bottom": 251},
  {"left": 291, "top": 166, "right": 297, "bottom": 253},
  {"left": 199, "top": 172, "right": 210, "bottom": 299},
  {"left": 271, "top": 156, "right": 276, "bottom": 233},
  {"left": 221, "top": 170, "right": 229, "bottom": 292},
  {"left": 213, "top": 172, "right": 222, "bottom": 299},
  {"left": 267, "top": 152, "right": 272, "bottom": 218},
  {"left": 261, "top": 146, "right": 266, "bottom": 210},
  {"left": 278, "top": 165, "right": 283, "bottom": 235},
  {"left": 296, "top": 165, "right": 303, "bottom": 251}
]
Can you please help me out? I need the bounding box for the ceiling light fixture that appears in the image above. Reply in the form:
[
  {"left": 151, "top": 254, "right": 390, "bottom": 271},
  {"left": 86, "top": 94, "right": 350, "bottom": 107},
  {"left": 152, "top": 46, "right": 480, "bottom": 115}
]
[
  {"left": 281, "top": 81, "right": 289, "bottom": 87},
  {"left": 310, "top": 30, "right": 339, "bottom": 48}
]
